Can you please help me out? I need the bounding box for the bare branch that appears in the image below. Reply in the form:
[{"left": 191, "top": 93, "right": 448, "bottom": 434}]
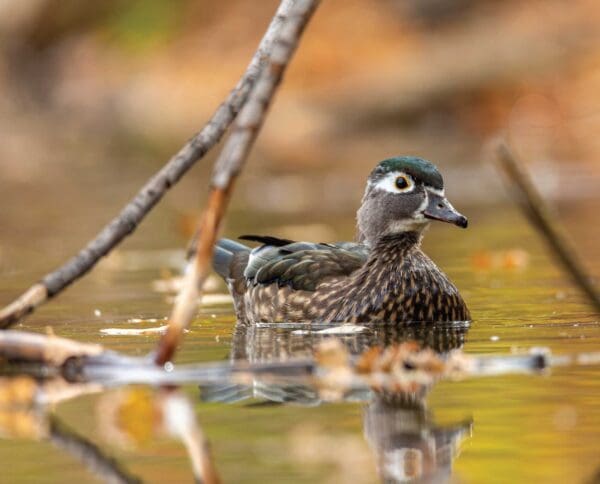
[
  {"left": 54, "top": 341, "right": 600, "bottom": 390},
  {"left": 0, "top": 330, "right": 103, "bottom": 367},
  {"left": 154, "top": 0, "right": 320, "bottom": 365},
  {"left": 495, "top": 141, "right": 600, "bottom": 313},
  {"left": 2, "top": 330, "right": 599, "bottom": 392},
  {"left": 0, "top": 0, "right": 298, "bottom": 329}
]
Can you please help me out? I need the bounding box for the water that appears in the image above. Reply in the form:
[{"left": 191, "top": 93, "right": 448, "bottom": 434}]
[{"left": 0, "top": 201, "right": 599, "bottom": 483}]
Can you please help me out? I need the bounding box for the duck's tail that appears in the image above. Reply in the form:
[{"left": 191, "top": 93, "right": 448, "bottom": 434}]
[{"left": 212, "top": 238, "right": 250, "bottom": 280}]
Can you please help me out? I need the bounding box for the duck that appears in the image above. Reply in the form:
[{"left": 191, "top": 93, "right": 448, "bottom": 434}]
[{"left": 212, "top": 156, "right": 470, "bottom": 324}]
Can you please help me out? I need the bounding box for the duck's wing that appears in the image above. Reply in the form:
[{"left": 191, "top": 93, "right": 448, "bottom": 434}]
[{"left": 241, "top": 235, "right": 368, "bottom": 292}]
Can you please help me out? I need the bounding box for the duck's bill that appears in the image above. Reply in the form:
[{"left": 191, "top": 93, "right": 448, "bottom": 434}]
[{"left": 423, "top": 192, "right": 468, "bottom": 228}]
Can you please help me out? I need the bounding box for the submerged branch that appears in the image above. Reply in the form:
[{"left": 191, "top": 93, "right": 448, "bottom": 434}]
[
  {"left": 2, "top": 331, "right": 599, "bottom": 397},
  {"left": 49, "top": 416, "right": 142, "bottom": 484},
  {"left": 0, "top": 0, "right": 298, "bottom": 329},
  {"left": 154, "top": 0, "right": 321, "bottom": 365},
  {"left": 80, "top": 340, "right": 599, "bottom": 392},
  {"left": 495, "top": 141, "right": 600, "bottom": 312}
]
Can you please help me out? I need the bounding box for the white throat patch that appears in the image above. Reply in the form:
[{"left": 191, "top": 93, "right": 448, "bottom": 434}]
[{"left": 387, "top": 218, "right": 430, "bottom": 233}]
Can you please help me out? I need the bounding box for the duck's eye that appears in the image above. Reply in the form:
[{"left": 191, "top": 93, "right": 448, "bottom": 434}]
[{"left": 394, "top": 174, "right": 412, "bottom": 192}]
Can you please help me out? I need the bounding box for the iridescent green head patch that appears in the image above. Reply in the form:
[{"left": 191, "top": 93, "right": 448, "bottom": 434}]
[{"left": 369, "top": 156, "right": 444, "bottom": 189}]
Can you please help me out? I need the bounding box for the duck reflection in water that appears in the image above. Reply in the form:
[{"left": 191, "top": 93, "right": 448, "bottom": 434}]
[
  {"left": 364, "top": 392, "right": 471, "bottom": 483},
  {"left": 200, "top": 320, "right": 473, "bottom": 483}
]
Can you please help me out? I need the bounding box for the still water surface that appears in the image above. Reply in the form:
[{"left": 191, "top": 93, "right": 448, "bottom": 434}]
[{"left": 0, "top": 202, "right": 599, "bottom": 483}]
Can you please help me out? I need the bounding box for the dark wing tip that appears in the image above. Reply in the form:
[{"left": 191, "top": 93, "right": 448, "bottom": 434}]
[{"left": 239, "top": 234, "right": 296, "bottom": 246}]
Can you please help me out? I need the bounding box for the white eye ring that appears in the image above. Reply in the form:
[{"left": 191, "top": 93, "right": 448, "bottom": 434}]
[
  {"left": 372, "top": 171, "right": 416, "bottom": 194},
  {"left": 394, "top": 174, "right": 414, "bottom": 192}
]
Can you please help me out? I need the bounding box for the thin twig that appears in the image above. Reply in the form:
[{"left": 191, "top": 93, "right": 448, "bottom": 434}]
[
  {"left": 495, "top": 141, "right": 600, "bottom": 312},
  {"left": 0, "top": 0, "right": 297, "bottom": 329},
  {"left": 154, "top": 0, "right": 320, "bottom": 365}
]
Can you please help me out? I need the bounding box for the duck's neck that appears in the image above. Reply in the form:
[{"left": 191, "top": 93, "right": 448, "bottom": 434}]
[
  {"left": 370, "top": 231, "right": 423, "bottom": 258},
  {"left": 351, "top": 231, "right": 422, "bottom": 287}
]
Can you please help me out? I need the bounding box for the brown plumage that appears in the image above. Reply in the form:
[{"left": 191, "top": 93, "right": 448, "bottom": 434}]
[{"left": 213, "top": 156, "right": 470, "bottom": 324}]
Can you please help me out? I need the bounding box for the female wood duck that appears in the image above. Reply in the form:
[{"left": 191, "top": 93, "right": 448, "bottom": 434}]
[{"left": 213, "top": 156, "right": 470, "bottom": 324}]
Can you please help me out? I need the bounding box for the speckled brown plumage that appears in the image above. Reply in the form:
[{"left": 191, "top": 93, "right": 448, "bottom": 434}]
[
  {"left": 213, "top": 156, "right": 471, "bottom": 325},
  {"left": 233, "top": 232, "right": 469, "bottom": 324}
]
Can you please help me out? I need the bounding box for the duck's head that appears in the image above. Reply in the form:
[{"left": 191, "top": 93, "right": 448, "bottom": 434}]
[{"left": 357, "top": 156, "right": 467, "bottom": 245}]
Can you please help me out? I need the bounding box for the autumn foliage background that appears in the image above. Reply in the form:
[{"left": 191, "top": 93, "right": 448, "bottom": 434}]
[{"left": 1, "top": 0, "right": 599, "bottom": 264}]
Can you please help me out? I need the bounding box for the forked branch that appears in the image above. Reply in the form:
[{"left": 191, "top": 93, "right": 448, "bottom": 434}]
[{"left": 0, "top": 0, "right": 298, "bottom": 329}]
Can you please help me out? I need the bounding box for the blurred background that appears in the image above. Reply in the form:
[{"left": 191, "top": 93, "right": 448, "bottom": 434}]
[
  {"left": 1, "top": 2, "right": 600, "bottom": 483},
  {"left": 1, "top": 0, "right": 599, "bottom": 265}
]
